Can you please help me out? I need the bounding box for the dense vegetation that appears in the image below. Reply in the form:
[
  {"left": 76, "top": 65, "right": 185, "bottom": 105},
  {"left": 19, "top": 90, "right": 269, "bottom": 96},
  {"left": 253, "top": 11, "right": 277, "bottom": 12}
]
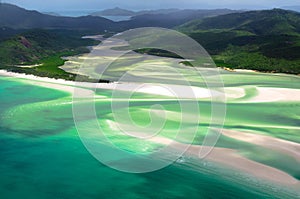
[
  {"left": 0, "top": 29, "right": 109, "bottom": 82},
  {"left": 177, "top": 9, "right": 300, "bottom": 74},
  {"left": 110, "top": 8, "right": 300, "bottom": 74}
]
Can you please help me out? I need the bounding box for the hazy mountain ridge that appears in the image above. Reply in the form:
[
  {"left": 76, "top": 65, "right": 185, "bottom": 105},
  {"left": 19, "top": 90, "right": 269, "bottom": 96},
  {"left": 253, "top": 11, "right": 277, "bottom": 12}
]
[
  {"left": 92, "top": 7, "right": 240, "bottom": 26},
  {"left": 117, "top": 9, "right": 241, "bottom": 29},
  {"left": 91, "top": 7, "right": 135, "bottom": 16},
  {"left": 0, "top": 3, "right": 239, "bottom": 31},
  {"left": 91, "top": 7, "right": 240, "bottom": 17},
  {"left": 0, "top": 3, "right": 116, "bottom": 31}
]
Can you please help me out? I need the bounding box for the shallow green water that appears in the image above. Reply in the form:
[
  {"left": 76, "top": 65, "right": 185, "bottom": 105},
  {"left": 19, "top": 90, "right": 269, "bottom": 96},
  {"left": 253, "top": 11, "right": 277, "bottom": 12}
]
[{"left": 0, "top": 75, "right": 299, "bottom": 199}]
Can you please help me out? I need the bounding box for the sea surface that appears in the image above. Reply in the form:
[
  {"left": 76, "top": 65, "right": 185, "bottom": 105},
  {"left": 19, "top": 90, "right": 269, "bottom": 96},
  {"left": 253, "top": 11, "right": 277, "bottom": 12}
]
[{"left": 0, "top": 73, "right": 299, "bottom": 198}]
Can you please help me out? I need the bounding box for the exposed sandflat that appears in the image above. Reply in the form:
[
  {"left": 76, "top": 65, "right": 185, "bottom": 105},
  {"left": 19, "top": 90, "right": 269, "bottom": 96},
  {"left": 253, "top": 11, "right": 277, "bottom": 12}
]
[
  {"left": 250, "top": 87, "right": 300, "bottom": 102},
  {"left": 147, "top": 135, "right": 300, "bottom": 186},
  {"left": 220, "top": 129, "right": 300, "bottom": 162}
]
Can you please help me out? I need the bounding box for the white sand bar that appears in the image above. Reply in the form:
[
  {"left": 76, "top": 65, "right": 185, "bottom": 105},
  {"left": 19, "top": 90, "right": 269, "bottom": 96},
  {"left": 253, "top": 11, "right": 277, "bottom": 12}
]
[{"left": 220, "top": 129, "right": 300, "bottom": 162}]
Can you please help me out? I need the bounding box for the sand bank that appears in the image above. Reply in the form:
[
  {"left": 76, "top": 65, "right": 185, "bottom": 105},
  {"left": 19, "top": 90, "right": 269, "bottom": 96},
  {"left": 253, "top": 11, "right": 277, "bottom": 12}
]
[
  {"left": 153, "top": 137, "right": 300, "bottom": 186},
  {"left": 131, "top": 130, "right": 300, "bottom": 186},
  {"left": 220, "top": 129, "right": 300, "bottom": 162},
  {"left": 249, "top": 87, "right": 300, "bottom": 102}
]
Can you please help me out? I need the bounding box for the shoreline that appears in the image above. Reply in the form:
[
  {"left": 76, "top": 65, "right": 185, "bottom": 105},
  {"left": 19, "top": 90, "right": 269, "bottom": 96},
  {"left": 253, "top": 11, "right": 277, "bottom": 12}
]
[
  {"left": 0, "top": 69, "right": 80, "bottom": 94},
  {"left": 0, "top": 70, "right": 216, "bottom": 99},
  {"left": 1, "top": 70, "right": 300, "bottom": 103}
]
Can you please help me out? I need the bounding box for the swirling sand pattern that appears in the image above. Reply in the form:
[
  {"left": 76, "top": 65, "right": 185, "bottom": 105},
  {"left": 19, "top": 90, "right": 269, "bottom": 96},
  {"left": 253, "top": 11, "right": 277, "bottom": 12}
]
[{"left": 0, "top": 71, "right": 299, "bottom": 198}]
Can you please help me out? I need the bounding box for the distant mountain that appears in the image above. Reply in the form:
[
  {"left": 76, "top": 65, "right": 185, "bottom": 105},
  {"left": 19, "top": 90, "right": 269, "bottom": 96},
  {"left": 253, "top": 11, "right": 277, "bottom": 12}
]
[
  {"left": 0, "top": 3, "right": 116, "bottom": 31},
  {"left": 119, "top": 9, "right": 240, "bottom": 28},
  {"left": 91, "top": 7, "right": 135, "bottom": 16},
  {"left": 0, "top": 4, "right": 240, "bottom": 31},
  {"left": 42, "top": 12, "right": 61, "bottom": 16},
  {"left": 178, "top": 9, "right": 300, "bottom": 35},
  {"left": 91, "top": 8, "right": 182, "bottom": 17},
  {"left": 136, "top": 9, "right": 181, "bottom": 16}
]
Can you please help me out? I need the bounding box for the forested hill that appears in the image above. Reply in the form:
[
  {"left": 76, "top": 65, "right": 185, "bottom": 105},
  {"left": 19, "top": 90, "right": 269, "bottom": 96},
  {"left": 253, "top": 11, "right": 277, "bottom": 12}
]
[
  {"left": 177, "top": 9, "right": 300, "bottom": 74},
  {"left": 0, "top": 29, "right": 99, "bottom": 80},
  {"left": 178, "top": 9, "right": 300, "bottom": 35}
]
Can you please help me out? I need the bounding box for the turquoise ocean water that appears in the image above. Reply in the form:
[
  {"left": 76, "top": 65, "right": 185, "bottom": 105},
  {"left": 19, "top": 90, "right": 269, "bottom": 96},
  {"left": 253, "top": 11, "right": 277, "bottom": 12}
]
[{"left": 0, "top": 75, "right": 299, "bottom": 199}]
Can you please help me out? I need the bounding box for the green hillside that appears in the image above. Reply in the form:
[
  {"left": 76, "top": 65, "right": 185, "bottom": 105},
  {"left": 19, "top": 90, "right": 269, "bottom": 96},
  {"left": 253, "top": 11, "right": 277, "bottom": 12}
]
[
  {"left": 179, "top": 9, "right": 300, "bottom": 35},
  {"left": 0, "top": 29, "right": 104, "bottom": 81},
  {"left": 177, "top": 9, "right": 300, "bottom": 74}
]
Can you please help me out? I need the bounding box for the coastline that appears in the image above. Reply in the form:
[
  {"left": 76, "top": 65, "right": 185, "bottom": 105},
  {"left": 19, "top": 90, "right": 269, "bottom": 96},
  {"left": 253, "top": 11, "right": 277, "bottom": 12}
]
[
  {"left": 0, "top": 70, "right": 216, "bottom": 99},
  {"left": 0, "top": 69, "right": 79, "bottom": 94},
  {"left": 2, "top": 69, "right": 299, "bottom": 103}
]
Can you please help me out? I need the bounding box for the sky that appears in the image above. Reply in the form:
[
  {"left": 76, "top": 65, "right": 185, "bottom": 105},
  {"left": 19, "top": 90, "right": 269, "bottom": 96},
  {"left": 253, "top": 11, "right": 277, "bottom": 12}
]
[{"left": 1, "top": 0, "right": 300, "bottom": 12}]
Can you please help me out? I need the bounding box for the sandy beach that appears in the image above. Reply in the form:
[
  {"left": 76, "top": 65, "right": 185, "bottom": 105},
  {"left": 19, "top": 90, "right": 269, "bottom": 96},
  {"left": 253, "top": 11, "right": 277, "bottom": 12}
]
[
  {"left": 0, "top": 70, "right": 220, "bottom": 99},
  {"left": 4, "top": 69, "right": 300, "bottom": 102}
]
